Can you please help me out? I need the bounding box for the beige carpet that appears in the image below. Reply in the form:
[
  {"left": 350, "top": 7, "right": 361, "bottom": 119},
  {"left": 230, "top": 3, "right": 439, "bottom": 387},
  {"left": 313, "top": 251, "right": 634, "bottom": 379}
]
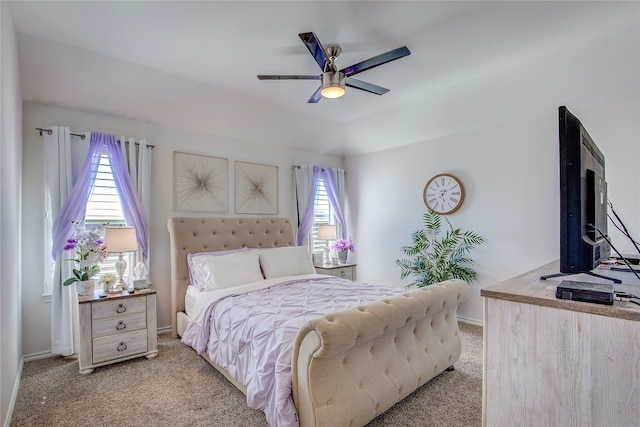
[{"left": 11, "top": 322, "right": 482, "bottom": 427}]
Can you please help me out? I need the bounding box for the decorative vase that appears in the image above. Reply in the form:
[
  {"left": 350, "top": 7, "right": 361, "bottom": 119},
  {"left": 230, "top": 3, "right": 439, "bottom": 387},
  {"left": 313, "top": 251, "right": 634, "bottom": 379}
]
[
  {"left": 77, "top": 278, "right": 95, "bottom": 296},
  {"left": 338, "top": 250, "right": 348, "bottom": 264},
  {"left": 107, "top": 281, "right": 122, "bottom": 294}
]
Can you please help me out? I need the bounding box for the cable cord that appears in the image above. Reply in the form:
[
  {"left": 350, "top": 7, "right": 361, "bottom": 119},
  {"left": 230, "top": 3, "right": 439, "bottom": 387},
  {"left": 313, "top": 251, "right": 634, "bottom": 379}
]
[
  {"left": 588, "top": 223, "right": 640, "bottom": 283},
  {"left": 607, "top": 200, "right": 640, "bottom": 257}
]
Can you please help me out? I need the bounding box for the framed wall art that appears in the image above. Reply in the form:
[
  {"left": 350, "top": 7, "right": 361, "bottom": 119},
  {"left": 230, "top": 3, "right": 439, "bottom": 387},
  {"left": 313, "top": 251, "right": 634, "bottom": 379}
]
[
  {"left": 173, "top": 151, "right": 229, "bottom": 212},
  {"left": 235, "top": 161, "right": 279, "bottom": 214}
]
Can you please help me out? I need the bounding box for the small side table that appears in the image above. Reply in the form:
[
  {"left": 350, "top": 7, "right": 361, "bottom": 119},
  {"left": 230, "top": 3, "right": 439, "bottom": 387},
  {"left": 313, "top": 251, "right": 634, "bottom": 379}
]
[
  {"left": 78, "top": 288, "right": 158, "bottom": 374},
  {"left": 315, "top": 263, "right": 356, "bottom": 281}
]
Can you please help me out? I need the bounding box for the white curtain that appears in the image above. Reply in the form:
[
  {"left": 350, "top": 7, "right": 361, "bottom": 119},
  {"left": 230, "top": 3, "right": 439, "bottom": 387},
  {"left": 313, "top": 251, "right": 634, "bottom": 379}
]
[
  {"left": 293, "top": 164, "right": 314, "bottom": 249},
  {"left": 118, "top": 136, "right": 153, "bottom": 274},
  {"left": 44, "top": 127, "right": 79, "bottom": 356}
]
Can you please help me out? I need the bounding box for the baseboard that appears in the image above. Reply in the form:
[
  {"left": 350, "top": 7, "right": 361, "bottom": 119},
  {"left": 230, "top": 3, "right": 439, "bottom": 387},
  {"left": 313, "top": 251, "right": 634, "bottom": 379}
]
[
  {"left": 457, "top": 315, "right": 483, "bottom": 327},
  {"left": 3, "top": 356, "right": 23, "bottom": 427},
  {"left": 157, "top": 325, "right": 172, "bottom": 335},
  {"left": 23, "top": 350, "right": 53, "bottom": 362}
]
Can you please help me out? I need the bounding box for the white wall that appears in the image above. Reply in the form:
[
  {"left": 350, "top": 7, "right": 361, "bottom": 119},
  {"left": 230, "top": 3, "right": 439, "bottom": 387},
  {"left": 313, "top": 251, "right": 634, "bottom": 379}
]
[
  {"left": 347, "top": 95, "right": 639, "bottom": 324},
  {"left": 1, "top": 3, "right": 23, "bottom": 425},
  {"left": 21, "top": 101, "right": 343, "bottom": 357}
]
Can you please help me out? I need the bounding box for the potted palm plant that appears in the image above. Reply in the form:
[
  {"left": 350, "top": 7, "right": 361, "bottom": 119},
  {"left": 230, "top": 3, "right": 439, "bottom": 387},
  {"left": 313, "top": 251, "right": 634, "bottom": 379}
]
[{"left": 395, "top": 211, "right": 486, "bottom": 288}]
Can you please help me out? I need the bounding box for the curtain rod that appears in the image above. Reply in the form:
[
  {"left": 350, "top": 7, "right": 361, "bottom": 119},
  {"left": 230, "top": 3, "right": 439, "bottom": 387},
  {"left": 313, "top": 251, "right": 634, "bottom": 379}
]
[
  {"left": 292, "top": 165, "right": 328, "bottom": 172},
  {"left": 36, "top": 128, "right": 155, "bottom": 148},
  {"left": 37, "top": 127, "right": 86, "bottom": 140}
]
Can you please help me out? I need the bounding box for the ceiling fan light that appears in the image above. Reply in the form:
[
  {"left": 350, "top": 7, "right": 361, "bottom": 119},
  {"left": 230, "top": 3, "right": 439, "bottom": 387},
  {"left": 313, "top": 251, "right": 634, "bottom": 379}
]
[
  {"left": 321, "top": 85, "right": 345, "bottom": 99},
  {"left": 321, "top": 71, "right": 345, "bottom": 99}
]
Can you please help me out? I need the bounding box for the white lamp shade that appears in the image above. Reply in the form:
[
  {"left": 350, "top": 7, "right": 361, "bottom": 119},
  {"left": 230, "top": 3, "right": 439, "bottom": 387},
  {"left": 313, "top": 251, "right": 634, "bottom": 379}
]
[
  {"left": 317, "top": 225, "right": 337, "bottom": 241},
  {"left": 104, "top": 226, "right": 138, "bottom": 253}
]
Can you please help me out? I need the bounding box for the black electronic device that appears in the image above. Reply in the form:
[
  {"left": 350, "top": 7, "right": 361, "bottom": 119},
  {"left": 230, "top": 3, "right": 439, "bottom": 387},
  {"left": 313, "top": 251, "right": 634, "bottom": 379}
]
[
  {"left": 541, "top": 106, "right": 614, "bottom": 282},
  {"left": 555, "top": 280, "right": 614, "bottom": 305}
]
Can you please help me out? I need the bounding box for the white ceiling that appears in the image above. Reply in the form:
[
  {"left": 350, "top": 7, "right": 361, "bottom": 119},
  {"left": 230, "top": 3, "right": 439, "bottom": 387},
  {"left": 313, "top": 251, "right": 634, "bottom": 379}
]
[{"left": 10, "top": 1, "right": 640, "bottom": 156}]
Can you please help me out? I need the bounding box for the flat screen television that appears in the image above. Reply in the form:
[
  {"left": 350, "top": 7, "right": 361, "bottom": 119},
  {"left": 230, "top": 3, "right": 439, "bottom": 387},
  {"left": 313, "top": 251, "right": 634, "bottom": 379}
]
[{"left": 557, "top": 106, "right": 611, "bottom": 276}]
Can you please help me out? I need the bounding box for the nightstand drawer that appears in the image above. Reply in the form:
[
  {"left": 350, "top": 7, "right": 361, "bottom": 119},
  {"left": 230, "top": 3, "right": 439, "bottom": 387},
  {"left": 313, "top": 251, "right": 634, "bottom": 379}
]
[
  {"left": 91, "top": 296, "right": 146, "bottom": 320},
  {"left": 330, "top": 267, "right": 353, "bottom": 280},
  {"left": 315, "top": 263, "right": 356, "bottom": 281},
  {"left": 92, "top": 312, "right": 146, "bottom": 338},
  {"left": 93, "top": 329, "right": 148, "bottom": 364}
]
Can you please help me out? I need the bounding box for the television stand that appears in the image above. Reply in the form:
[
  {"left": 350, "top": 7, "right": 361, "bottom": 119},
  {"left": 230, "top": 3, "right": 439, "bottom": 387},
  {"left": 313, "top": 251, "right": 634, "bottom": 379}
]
[
  {"left": 481, "top": 260, "right": 640, "bottom": 426},
  {"left": 539, "top": 270, "right": 621, "bottom": 284}
]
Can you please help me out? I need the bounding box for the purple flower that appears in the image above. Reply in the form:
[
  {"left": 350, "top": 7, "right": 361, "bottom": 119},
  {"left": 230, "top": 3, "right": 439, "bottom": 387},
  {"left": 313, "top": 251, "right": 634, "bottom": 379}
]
[
  {"left": 62, "top": 221, "right": 108, "bottom": 286},
  {"left": 330, "top": 238, "right": 355, "bottom": 252}
]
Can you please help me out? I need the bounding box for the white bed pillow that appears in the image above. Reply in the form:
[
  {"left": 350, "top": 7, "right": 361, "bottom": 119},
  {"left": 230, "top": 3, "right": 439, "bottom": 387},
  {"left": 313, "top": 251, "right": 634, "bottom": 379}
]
[
  {"left": 259, "top": 246, "right": 316, "bottom": 279},
  {"left": 188, "top": 248, "right": 249, "bottom": 290},
  {"left": 190, "top": 251, "right": 263, "bottom": 291}
]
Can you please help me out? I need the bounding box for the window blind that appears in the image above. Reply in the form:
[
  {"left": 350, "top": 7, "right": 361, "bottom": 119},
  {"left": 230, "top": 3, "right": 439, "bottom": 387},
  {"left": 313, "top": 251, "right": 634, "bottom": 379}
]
[{"left": 312, "top": 179, "right": 333, "bottom": 253}]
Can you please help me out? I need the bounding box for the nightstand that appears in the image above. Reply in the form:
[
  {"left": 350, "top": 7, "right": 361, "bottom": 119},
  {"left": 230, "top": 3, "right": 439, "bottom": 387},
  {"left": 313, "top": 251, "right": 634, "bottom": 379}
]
[
  {"left": 78, "top": 289, "right": 158, "bottom": 374},
  {"left": 315, "top": 263, "right": 356, "bottom": 281}
]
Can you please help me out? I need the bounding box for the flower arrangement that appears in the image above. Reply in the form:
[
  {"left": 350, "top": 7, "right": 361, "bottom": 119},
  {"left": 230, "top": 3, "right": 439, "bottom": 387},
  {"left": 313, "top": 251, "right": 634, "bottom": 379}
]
[
  {"left": 99, "top": 273, "right": 117, "bottom": 287},
  {"left": 331, "top": 237, "right": 355, "bottom": 252},
  {"left": 62, "top": 222, "right": 108, "bottom": 286}
]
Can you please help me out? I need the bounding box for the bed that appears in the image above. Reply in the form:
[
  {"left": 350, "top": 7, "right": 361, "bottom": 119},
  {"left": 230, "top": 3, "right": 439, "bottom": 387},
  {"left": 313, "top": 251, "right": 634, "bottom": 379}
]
[{"left": 168, "top": 217, "right": 470, "bottom": 427}]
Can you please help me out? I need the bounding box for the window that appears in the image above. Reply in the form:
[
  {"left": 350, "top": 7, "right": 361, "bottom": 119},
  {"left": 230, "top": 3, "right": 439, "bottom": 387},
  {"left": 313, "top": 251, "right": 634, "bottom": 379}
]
[
  {"left": 44, "top": 153, "right": 127, "bottom": 295},
  {"left": 311, "top": 179, "right": 333, "bottom": 253},
  {"left": 85, "top": 155, "right": 128, "bottom": 288}
]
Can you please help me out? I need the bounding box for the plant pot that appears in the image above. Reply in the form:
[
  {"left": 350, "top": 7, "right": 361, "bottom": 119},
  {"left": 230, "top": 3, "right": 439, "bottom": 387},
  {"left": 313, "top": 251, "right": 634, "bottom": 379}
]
[
  {"left": 77, "top": 279, "right": 95, "bottom": 296},
  {"left": 338, "top": 250, "right": 348, "bottom": 264}
]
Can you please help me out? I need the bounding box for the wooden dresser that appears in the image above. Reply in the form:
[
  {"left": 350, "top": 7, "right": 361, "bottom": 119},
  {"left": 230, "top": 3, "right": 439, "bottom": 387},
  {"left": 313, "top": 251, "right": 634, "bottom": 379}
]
[
  {"left": 78, "top": 289, "right": 158, "bottom": 374},
  {"left": 481, "top": 261, "right": 640, "bottom": 426}
]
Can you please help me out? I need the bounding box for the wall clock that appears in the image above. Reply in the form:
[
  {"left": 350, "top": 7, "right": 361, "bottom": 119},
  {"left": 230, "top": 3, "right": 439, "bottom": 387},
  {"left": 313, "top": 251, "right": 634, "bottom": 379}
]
[{"left": 423, "top": 173, "right": 465, "bottom": 215}]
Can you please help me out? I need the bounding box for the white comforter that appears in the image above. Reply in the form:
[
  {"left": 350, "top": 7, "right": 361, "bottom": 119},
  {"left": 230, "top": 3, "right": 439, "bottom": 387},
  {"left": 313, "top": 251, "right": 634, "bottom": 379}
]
[{"left": 181, "top": 274, "right": 402, "bottom": 427}]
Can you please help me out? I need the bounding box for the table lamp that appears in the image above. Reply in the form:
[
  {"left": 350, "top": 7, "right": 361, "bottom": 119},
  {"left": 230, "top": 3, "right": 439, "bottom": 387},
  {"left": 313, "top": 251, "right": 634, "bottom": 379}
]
[
  {"left": 317, "top": 225, "right": 336, "bottom": 265},
  {"left": 104, "top": 226, "right": 138, "bottom": 291}
]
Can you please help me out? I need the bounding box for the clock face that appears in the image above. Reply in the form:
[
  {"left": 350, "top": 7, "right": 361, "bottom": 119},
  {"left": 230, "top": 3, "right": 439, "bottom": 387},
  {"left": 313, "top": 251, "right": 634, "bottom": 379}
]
[{"left": 423, "top": 173, "right": 465, "bottom": 215}]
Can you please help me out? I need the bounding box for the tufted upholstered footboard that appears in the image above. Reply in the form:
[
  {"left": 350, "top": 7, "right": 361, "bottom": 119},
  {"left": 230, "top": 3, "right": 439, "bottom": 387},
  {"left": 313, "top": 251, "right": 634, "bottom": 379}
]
[{"left": 292, "top": 279, "right": 470, "bottom": 427}]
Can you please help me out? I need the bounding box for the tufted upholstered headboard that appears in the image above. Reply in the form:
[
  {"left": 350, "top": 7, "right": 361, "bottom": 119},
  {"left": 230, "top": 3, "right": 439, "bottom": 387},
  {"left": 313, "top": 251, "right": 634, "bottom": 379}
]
[{"left": 167, "top": 217, "right": 296, "bottom": 338}]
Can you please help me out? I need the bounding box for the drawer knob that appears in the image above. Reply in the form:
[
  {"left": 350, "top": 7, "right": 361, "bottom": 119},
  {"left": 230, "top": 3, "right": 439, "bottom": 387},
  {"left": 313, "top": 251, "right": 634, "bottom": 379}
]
[
  {"left": 117, "top": 342, "right": 127, "bottom": 352},
  {"left": 340, "top": 271, "right": 345, "bottom": 276},
  {"left": 116, "top": 321, "right": 126, "bottom": 331},
  {"left": 116, "top": 304, "right": 126, "bottom": 314}
]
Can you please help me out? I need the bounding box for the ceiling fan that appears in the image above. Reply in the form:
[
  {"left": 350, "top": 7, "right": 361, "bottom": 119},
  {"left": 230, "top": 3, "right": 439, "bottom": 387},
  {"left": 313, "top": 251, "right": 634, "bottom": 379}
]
[{"left": 257, "top": 32, "right": 411, "bottom": 103}]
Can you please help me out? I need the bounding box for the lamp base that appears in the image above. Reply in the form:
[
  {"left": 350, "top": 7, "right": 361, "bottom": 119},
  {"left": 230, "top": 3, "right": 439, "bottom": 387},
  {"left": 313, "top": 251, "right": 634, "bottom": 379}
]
[
  {"left": 115, "top": 254, "right": 128, "bottom": 292},
  {"left": 323, "top": 241, "right": 331, "bottom": 265}
]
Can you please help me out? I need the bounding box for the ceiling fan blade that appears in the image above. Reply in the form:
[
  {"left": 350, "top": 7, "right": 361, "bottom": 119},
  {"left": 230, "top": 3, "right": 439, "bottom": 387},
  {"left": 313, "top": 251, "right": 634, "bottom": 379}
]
[
  {"left": 257, "top": 75, "right": 320, "bottom": 80},
  {"left": 346, "top": 78, "right": 390, "bottom": 95},
  {"left": 299, "top": 32, "right": 327, "bottom": 71},
  {"left": 307, "top": 87, "right": 323, "bottom": 103},
  {"left": 341, "top": 46, "right": 411, "bottom": 77}
]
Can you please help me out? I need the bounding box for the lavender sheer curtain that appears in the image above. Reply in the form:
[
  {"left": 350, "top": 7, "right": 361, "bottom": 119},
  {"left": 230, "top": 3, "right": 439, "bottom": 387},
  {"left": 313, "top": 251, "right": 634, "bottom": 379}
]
[
  {"left": 109, "top": 136, "right": 149, "bottom": 259},
  {"left": 50, "top": 137, "right": 100, "bottom": 260},
  {"left": 296, "top": 166, "right": 322, "bottom": 246},
  {"left": 320, "top": 167, "right": 347, "bottom": 238},
  {"left": 118, "top": 136, "right": 152, "bottom": 269},
  {"left": 51, "top": 132, "right": 148, "bottom": 260}
]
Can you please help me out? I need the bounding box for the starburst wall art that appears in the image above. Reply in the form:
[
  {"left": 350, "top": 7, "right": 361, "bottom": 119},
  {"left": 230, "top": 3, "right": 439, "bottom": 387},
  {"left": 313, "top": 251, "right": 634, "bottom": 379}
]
[
  {"left": 173, "top": 152, "right": 229, "bottom": 212},
  {"left": 235, "top": 161, "right": 279, "bottom": 214}
]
